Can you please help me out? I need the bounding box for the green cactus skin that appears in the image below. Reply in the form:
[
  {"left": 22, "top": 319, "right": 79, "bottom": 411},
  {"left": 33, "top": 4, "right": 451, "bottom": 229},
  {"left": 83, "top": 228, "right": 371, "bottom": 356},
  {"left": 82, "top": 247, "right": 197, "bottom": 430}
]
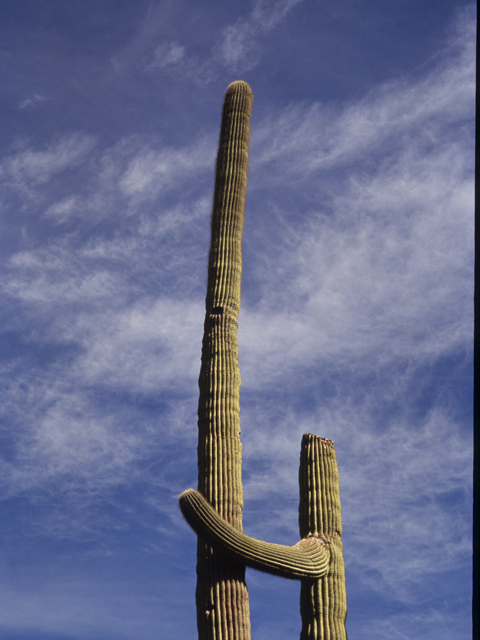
[
  {"left": 196, "top": 80, "right": 253, "bottom": 640},
  {"left": 299, "top": 434, "right": 348, "bottom": 640},
  {"left": 180, "top": 488, "right": 330, "bottom": 580}
]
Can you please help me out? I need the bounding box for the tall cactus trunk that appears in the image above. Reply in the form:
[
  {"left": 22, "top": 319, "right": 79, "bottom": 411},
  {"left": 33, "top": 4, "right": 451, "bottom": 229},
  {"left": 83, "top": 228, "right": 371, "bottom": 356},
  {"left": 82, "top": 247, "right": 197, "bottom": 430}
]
[{"left": 196, "top": 81, "right": 253, "bottom": 640}]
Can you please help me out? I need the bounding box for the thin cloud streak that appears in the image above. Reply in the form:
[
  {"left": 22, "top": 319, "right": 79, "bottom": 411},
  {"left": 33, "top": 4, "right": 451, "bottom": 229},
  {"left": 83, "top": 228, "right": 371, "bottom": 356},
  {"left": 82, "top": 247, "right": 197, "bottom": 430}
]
[
  {"left": 216, "top": 0, "right": 305, "bottom": 70},
  {"left": 0, "top": 134, "right": 216, "bottom": 227},
  {"left": 251, "top": 10, "right": 474, "bottom": 178},
  {"left": 239, "top": 11, "right": 473, "bottom": 387},
  {"left": 148, "top": 0, "right": 306, "bottom": 81}
]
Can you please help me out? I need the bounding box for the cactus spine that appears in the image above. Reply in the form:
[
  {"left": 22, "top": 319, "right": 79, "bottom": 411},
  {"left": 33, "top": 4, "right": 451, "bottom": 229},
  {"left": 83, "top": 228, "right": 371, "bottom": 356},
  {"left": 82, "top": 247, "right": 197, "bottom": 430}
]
[
  {"left": 196, "top": 80, "right": 253, "bottom": 640},
  {"left": 182, "top": 81, "right": 348, "bottom": 640}
]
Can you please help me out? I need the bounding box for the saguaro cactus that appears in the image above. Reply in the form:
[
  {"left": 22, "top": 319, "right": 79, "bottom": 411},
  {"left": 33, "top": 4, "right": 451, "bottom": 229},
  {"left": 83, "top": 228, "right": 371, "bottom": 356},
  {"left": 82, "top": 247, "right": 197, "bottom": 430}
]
[
  {"left": 181, "top": 81, "right": 348, "bottom": 640},
  {"left": 195, "top": 80, "right": 253, "bottom": 640}
]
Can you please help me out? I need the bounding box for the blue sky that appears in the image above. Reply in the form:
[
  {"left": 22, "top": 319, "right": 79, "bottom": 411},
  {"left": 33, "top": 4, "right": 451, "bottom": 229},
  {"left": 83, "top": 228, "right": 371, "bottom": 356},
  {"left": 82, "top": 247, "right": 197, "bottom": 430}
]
[{"left": 0, "top": 1, "right": 474, "bottom": 639}]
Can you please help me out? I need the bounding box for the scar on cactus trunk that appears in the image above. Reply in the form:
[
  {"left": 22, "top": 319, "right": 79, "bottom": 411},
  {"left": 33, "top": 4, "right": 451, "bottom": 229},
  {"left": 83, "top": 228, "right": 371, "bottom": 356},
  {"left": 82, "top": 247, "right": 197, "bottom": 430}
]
[{"left": 180, "top": 81, "right": 348, "bottom": 640}]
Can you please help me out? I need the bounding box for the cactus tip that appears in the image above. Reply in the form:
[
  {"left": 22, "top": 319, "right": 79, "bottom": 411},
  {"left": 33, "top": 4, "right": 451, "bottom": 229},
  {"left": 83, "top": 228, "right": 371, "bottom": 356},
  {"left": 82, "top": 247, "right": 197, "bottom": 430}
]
[
  {"left": 179, "top": 488, "right": 196, "bottom": 518},
  {"left": 226, "top": 80, "right": 253, "bottom": 97},
  {"left": 302, "top": 433, "right": 335, "bottom": 448}
]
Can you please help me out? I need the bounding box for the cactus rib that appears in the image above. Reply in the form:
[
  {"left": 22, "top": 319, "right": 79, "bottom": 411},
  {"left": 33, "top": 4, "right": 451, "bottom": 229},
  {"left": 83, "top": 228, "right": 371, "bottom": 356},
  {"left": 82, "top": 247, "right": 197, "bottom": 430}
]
[{"left": 180, "top": 488, "right": 330, "bottom": 580}]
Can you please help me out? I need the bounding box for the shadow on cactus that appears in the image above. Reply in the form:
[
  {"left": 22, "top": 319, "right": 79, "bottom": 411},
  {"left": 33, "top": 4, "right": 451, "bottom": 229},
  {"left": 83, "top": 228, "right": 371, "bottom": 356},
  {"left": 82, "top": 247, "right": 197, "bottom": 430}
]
[{"left": 179, "top": 80, "right": 348, "bottom": 640}]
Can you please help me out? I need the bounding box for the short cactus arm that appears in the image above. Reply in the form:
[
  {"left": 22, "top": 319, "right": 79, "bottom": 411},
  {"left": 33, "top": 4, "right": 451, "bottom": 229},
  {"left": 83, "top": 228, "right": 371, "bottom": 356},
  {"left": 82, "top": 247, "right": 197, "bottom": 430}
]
[
  {"left": 299, "top": 435, "right": 347, "bottom": 640},
  {"left": 180, "top": 489, "right": 330, "bottom": 580}
]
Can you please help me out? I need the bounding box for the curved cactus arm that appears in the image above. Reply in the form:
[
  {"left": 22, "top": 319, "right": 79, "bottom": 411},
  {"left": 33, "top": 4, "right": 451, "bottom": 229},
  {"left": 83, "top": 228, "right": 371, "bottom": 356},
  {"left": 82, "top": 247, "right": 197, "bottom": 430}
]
[{"left": 180, "top": 489, "right": 330, "bottom": 580}]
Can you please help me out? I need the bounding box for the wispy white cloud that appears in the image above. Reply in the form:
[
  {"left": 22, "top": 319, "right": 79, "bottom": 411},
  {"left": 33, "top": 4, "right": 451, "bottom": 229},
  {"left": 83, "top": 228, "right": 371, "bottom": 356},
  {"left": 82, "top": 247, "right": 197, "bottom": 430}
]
[
  {"left": 0, "top": 134, "right": 96, "bottom": 202},
  {"left": 0, "top": 131, "right": 215, "bottom": 227},
  {"left": 238, "top": 7, "right": 473, "bottom": 386},
  {"left": 216, "top": 0, "right": 304, "bottom": 70},
  {"left": 252, "top": 0, "right": 304, "bottom": 30},
  {"left": 45, "top": 195, "right": 80, "bottom": 223},
  {"left": 147, "top": 0, "right": 306, "bottom": 81},
  {"left": 251, "top": 12, "right": 474, "bottom": 178},
  {"left": 18, "top": 93, "right": 48, "bottom": 110},
  {"left": 117, "top": 136, "right": 214, "bottom": 203},
  {"left": 239, "top": 154, "right": 472, "bottom": 387},
  {"left": 150, "top": 41, "right": 186, "bottom": 70}
]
